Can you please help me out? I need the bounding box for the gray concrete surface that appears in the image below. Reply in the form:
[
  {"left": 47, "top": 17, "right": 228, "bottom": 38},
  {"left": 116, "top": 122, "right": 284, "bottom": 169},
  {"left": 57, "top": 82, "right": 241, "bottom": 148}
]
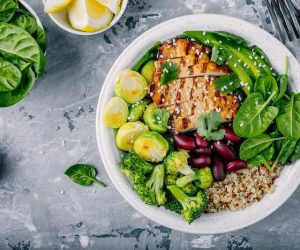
[{"left": 0, "top": 0, "right": 300, "bottom": 249}]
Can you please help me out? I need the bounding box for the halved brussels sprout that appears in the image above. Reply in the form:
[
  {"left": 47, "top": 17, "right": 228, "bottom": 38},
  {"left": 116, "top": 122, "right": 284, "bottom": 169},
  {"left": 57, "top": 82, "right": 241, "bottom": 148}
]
[
  {"left": 143, "top": 103, "right": 170, "bottom": 134},
  {"left": 103, "top": 96, "right": 128, "bottom": 128},
  {"left": 134, "top": 131, "right": 169, "bottom": 162},
  {"left": 116, "top": 121, "right": 149, "bottom": 151},
  {"left": 141, "top": 60, "right": 155, "bottom": 83},
  {"left": 114, "top": 69, "right": 148, "bottom": 104},
  {"left": 128, "top": 98, "right": 151, "bottom": 122}
]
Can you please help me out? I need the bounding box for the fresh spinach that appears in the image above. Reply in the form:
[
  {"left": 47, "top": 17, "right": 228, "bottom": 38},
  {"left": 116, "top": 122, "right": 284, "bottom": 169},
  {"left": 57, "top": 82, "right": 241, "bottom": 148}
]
[
  {"left": 161, "top": 61, "right": 179, "bottom": 85},
  {"left": 65, "top": 164, "right": 107, "bottom": 187},
  {"left": 254, "top": 74, "right": 278, "bottom": 101},
  {"left": 34, "top": 26, "right": 48, "bottom": 52},
  {"left": 288, "top": 140, "right": 300, "bottom": 163},
  {"left": 0, "top": 58, "right": 22, "bottom": 91},
  {"left": 197, "top": 111, "right": 225, "bottom": 141},
  {"left": 274, "top": 74, "right": 288, "bottom": 103},
  {"left": 214, "top": 73, "right": 240, "bottom": 93},
  {"left": 4, "top": 55, "right": 30, "bottom": 72},
  {"left": 276, "top": 93, "right": 300, "bottom": 140},
  {"left": 233, "top": 93, "right": 278, "bottom": 138},
  {"left": 10, "top": 10, "right": 38, "bottom": 35},
  {"left": 240, "top": 134, "right": 285, "bottom": 160},
  {"left": 215, "top": 31, "right": 248, "bottom": 47},
  {"left": 248, "top": 143, "right": 275, "bottom": 171},
  {"left": 0, "top": 0, "right": 18, "bottom": 22}
]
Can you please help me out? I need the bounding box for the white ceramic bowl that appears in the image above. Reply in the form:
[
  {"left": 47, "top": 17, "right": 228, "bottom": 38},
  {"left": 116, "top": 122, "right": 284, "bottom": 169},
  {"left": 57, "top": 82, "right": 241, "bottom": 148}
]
[
  {"left": 20, "top": 0, "right": 43, "bottom": 28},
  {"left": 96, "top": 14, "right": 300, "bottom": 234},
  {"left": 42, "top": 0, "right": 128, "bottom": 35}
]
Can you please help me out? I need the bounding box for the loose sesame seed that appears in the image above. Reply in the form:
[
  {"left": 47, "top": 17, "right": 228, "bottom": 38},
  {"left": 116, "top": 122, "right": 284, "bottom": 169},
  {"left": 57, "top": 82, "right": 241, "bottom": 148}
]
[{"left": 240, "top": 123, "right": 244, "bottom": 127}]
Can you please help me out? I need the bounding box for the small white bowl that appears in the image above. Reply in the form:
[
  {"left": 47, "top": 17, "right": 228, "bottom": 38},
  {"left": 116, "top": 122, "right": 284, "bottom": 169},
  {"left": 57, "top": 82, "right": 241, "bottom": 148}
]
[{"left": 42, "top": 0, "right": 128, "bottom": 35}]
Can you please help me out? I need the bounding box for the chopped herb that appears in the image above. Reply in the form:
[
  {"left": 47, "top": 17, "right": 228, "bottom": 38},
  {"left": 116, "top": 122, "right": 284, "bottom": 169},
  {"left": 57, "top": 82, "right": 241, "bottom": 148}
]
[{"left": 161, "top": 62, "right": 179, "bottom": 85}]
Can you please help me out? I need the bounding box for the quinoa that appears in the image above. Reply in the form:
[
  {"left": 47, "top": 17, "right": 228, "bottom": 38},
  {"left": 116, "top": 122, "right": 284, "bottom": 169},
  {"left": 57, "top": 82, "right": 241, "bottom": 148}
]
[{"left": 205, "top": 166, "right": 282, "bottom": 213}]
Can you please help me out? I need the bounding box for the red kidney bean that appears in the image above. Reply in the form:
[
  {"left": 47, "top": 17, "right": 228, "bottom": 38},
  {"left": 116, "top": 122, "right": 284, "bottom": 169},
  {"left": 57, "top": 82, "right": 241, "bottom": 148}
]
[
  {"left": 193, "top": 132, "right": 209, "bottom": 148},
  {"left": 188, "top": 155, "right": 211, "bottom": 168},
  {"left": 212, "top": 155, "right": 226, "bottom": 181},
  {"left": 226, "top": 160, "right": 247, "bottom": 172},
  {"left": 191, "top": 147, "right": 212, "bottom": 156},
  {"left": 223, "top": 127, "right": 242, "bottom": 144},
  {"left": 173, "top": 134, "right": 196, "bottom": 150},
  {"left": 212, "top": 141, "right": 236, "bottom": 162}
]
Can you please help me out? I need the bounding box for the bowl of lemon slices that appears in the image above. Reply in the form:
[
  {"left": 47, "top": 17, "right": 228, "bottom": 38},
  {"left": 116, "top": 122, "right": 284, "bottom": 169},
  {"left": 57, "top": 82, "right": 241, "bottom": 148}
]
[{"left": 43, "top": 0, "right": 128, "bottom": 35}]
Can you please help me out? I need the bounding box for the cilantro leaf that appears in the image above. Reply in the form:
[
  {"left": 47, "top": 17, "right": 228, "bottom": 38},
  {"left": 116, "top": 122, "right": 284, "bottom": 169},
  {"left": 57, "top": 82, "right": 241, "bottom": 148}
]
[
  {"left": 197, "top": 111, "right": 225, "bottom": 141},
  {"left": 214, "top": 73, "right": 240, "bottom": 93},
  {"left": 153, "top": 108, "right": 170, "bottom": 127},
  {"left": 161, "top": 62, "right": 179, "bottom": 85}
]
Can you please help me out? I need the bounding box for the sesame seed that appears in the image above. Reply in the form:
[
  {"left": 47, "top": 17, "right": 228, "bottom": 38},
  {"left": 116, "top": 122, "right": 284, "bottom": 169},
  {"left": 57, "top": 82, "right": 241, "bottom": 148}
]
[
  {"left": 159, "top": 54, "right": 164, "bottom": 59},
  {"left": 240, "top": 123, "right": 244, "bottom": 127},
  {"left": 203, "top": 31, "right": 206, "bottom": 35},
  {"left": 229, "top": 55, "right": 233, "bottom": 59}
]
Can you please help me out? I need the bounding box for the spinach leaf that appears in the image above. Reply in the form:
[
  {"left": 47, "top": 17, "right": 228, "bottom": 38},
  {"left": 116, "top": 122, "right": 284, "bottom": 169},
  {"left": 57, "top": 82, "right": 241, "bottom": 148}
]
[
  {"left": 0, "top": 0, "right": 18, "bottom": 22},
  {"left": 65, "top": 164, "right": 106, "bottom": 187},
  {"left": 211, "top": 46, "right": 225, "bottom": 65},
  {"left": 0, "top": 66, "right": 35, "bottom": 107},
  {"left": 215, "top": 31, "right": 248, "bottom": 47},
  {"left": 197, "top": 111, "right": 225, "bottom": 141},
  {"left": 4, "top": 55, "right": 31, "bottom": 72},
  {"left": 240, "top": 134, "right": 284, "bottom": 160},
  {"left": 274, "top": 74, "right": 288, "bottom": 103},
  {"left": 34, "top": 26, "right": 48, "bottom": 52},
  {"left": 10, "top": 10, "right": 38, "bottom": 35},
  {"left": 248, "top": 143, "right": 275, "bottom": 171},
  {"left": 153, "top": 108, "right": 170, "bottom": 128},
  {"left": 0, "top": 58, "right": 22, "bottom": 91},
  {"left": 276, "top": 93, "right": 300, "bottom": 140},
  {"left": 233, "top": 93, "right": 278, "bottom": 138},
  {"left": 214, "top": 73, "right": 240, "bottom": 93},
  {"left": 0, "top": 22, "right": 45, "bottom": 77},
  {"left": 161, "top": 61, "right": 179, "bottom": 85},
  {"left": 254, "top": 74, "right": 278, "bottom": 101},
  {"left": 288, "top": 140, "right": 300, "bottom": 163}
]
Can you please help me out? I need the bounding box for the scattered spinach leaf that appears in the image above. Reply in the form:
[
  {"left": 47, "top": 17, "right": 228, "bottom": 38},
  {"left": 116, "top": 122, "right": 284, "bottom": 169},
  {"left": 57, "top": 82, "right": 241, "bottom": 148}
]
[
  {"left": 0, "top": 58, "right": 22, "bottom": 91},
  {"left": 233, "top": 93, "right": 278, "bottom": 138},
  {"left": 288, "top": 140, "right": 300, "bottom": 163},
  {"left": 160, "top": 61, "right": 179, "bottom": 85},
  {"left": 248, "top": 143, "right": 275, "bottom": 171},
  {"left": 214, "top": 73, "right": 240, "bottom": 93},
  {"left": 10, "top": 10, "right": 38, "bottom": 35},
  {"left": 0, "top": 0, "right": 18, "bottom": 22},
  {"left": 65, "top": 164, "right": 107, "bottom": 187},
  {"left": 197, "top": 111, "right": 225, "bottom": 141},
  {"left": 254, "top": 74, "right": 278, "bottom": 101}
]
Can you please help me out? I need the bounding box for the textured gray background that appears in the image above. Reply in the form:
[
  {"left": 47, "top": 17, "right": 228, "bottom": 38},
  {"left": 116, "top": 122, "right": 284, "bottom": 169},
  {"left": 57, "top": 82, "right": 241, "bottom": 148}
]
[{"left": 0, "top": 0, "right": 299, "bottom": 249}]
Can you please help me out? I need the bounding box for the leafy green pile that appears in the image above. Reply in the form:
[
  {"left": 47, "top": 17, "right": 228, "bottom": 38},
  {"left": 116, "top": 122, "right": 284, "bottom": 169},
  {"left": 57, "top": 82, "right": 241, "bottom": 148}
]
[{"left": 0, "top": 0, "right": 47, "bottom": 107}]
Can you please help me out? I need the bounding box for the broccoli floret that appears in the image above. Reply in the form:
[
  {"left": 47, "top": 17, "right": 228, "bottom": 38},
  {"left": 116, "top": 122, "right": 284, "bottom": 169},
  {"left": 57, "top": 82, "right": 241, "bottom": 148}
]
[
  {"left": 145, "top": 164, "right": 167, "bottom": 206},
  {"left": 120, "top": 152, "right": 154, "bottom": 184},
  {"left": 167, "top": 185, "right": 207, "bottom": 223},
  {"left": 176, "top": 167, "right": 213, "bottom": 189},
  {"left": 134, "top": 184, "right": 156, "bottom": 205},
  {"left": 164, "top": 190, "right": 183, "bottom": 214},
  {"left": 181, "top": 183, "right": 198, "bottom": 196},
  {"left": 164, "top": 150, "right": 194, "bottom": 175},
  {"left": 165, "top": 174, "right": 178, "bottom": 186}
]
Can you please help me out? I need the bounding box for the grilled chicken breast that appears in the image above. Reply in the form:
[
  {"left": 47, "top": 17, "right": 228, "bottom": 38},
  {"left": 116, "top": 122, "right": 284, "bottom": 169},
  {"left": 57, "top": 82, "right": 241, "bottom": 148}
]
[{"left": 149, "top": 37, "right": 240, "bottom": 132}]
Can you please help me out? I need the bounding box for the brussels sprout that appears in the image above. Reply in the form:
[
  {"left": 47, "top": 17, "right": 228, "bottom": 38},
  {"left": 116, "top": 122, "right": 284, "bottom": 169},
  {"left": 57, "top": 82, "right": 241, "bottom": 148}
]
[
  {"left": 103, "top": 96, "right": 128, "bottom": 128},
  {"left": 114, "top": 69, "right": 148, "bottom": 104},
  {"left": 143, "top": 103, "right": 170, "bottom": 134},
  {"left": 116, "top": 121, "right": 149, "bottom": 151},
  {"left": 128, "top": 98, "right": 151, "bottom": 122},
  {"left": 141, "top": 60, "right": 155, "bottom": 83},
  {"left": 134, "top": 131, "right": 169, "bottom": 162}
]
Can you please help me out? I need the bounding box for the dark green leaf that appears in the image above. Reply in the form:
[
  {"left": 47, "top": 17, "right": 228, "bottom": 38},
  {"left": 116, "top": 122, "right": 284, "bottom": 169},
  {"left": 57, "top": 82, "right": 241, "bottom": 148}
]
[
  {"left": 34, "top": 26, "right": 48, "bottom": 52},
  {"left": 215, "top": 31, "right": 248, "bottom": 46},
  {"left": 233, "top": 93, "right": 278, "bottom": 138},
  {"left": 214, "top": 73, "right": 240, "bottom": 93},
  {"left": 0, "top": 58, "right": 22, "bottom": 92},
  {"left": 160, "top": 61, "right": 179, "bottom": 85},
  {"left": 211, "top": 46, "right": 225, "bottom": 65},
  {"left": 274, "top": 74, "right": 288, "bottom": 103},
  {"left": 0, "top": 0, "right": 18, "bottom": 22},
  {"left": 4, "top": 55, "right": 31, "bottom": 72},
  {"left": 254, "top": 74, "right": 278, "bottom": 101},
  {"left": 276, "top": 93, "right": 300, "bottom": 140},
  {"left": 288, "top": 140, "right": 300, "bottom": 163},
  {"left": 248, "top": 143, "right": 275, "bottom": 171},
  {"left": 65, "top": 164, "right": 106, "bottom": 187},
  {"left": 275, "top": 139, "right": 297, "bottom": 164},
  {"left": 9, "top": 10, "right": 38, "bottom": 35},
  {"left": 197, "top": 111, "right": 225, "bottom": 141}
]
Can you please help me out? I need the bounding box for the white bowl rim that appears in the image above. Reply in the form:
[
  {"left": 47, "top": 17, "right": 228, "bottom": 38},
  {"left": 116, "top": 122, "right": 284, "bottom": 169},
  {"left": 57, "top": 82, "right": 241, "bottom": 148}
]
[
  {"left": 96, "top": 14, "right": 300, "bottom": 234},
  {"left": 41, "top": 0, "right": 128, "bottom": 36}
]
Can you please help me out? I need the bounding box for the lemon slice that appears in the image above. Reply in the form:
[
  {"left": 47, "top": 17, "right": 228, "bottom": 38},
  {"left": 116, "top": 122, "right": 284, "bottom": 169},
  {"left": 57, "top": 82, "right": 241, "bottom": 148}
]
[
  {"left": 44, "top": 0, "right": 73, "bottom": 13},
  {"left": 68, "top": 0, "right": 113, "bottom": 32},
  {"left": 96, "top": 0, "right": 121, "bottom": 15}
]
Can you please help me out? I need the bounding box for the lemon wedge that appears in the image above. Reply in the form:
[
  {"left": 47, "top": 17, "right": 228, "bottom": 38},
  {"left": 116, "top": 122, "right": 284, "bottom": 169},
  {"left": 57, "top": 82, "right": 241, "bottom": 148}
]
[
  {"left": 96, "top": 0, "right": 122, "bottom": 15},
  {"left": 68, "top": 0, "right": 113, "bottom": 32},
  {"left": 44, "top": 0, "right": 73, "bottom": 13}
]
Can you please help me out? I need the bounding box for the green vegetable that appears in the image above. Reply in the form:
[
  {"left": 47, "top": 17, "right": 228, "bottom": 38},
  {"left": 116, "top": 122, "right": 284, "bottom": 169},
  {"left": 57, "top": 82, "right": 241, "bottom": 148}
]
[
  {"left": 164, "top": 190, "right": 182, "bottom": 214},
  {"left": 160, "top": 61, "right": 179, "bottom": 85},
  {"left": 132, "top": 41, "right": 161, "bottom": 72},
  {"left": 35, "top": 26, "right": 48, "bottom": 52},
  {"left": 141, "top": 60, "right": 155, "bottom": 83},
  {"left": 240, "top": 134, "right": 285, "bottom": 160},
  {"left": 176, "top": 167, "right": 213, "bottom": 189},
  {"left": 233, "top": 93, "right": 278, "bottom": 138},
  {"left": 114, "top": 69, "right": 148, "bottom": 104},
  {"left": 10, "top": 10, "right": 38, "bottom": 35},
  {"left": 164, "top": 150, "right": 194, "bottom": 176},
  {"left": 214, "top": 73, "right": 240, "bottom": 93},
  {"left": 254, "top": 74, "right": 278, "bottom": 101},
  {"left": 165, "top": 174, "right": 178, "bottom": 186},
  {"left": 215, "top": 31, "right": 248, "bottom": 47},
  {"left": 133, "top": 131, "right": 169, "bottom": 162},
  {"left": 288, "top": 140, "right": 300, "bottom": 163},
  {"left": 167, "top": 185, "right": 207, "bottom": 223},
  {"left": 276, "top": 93, "right": 300, "bottom": 140},
  {"left": 211, "top": 46, "right": 225, "bottom": 65},
  {"left": 0, "top": 0, "right": 18, "bottom": 22},
  {"left": 4, "top": 55, "right": 31, "bottom": 72},
  {"left": 0, "top": 58, "right": 22, "bottom": 91},
  {"left": 65, "top": 164, "right": 106, "bottom": 187},
  {"left": 103, "top": 96, "right": 128, "bottom": 128},
  {"left": 115, "top": 121, "right": 149, "bottom": 151},
  {"left": 143, "top": 103, "right": 170, "bottom": 134},
  {"left": 274, "top": 57, "right": 289, "bottom": 103},
  {"left": 120, "top": 152, "right": 153, "bottom": 184},
  {"left": 197, "top": 111, "right": 225, "bottom": 141},
  {"left": 128, "top": 99, "right": 150, "bottom": 122},
  {"left": 181, "top": 183, "right": 198, "bottom": 196},
  {"left": 248, "top": 143, "right": 275, "bottom": 171}
]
